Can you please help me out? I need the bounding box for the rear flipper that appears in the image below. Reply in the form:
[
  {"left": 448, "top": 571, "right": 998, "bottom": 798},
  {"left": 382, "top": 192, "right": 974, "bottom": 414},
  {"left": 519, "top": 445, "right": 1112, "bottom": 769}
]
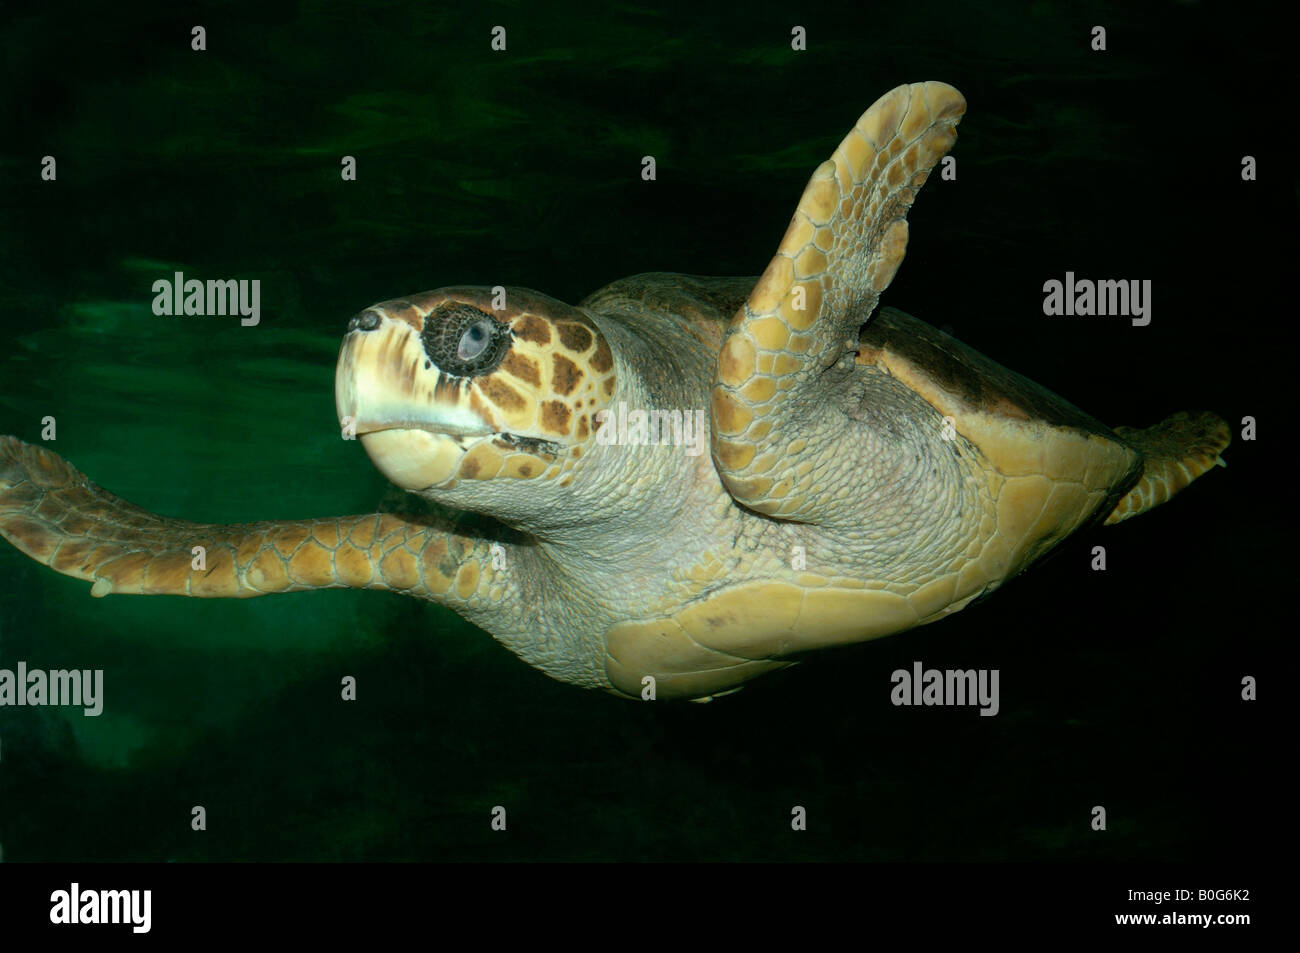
[{"left": 1105, "top": 411, "right": 1229, "bottom": 525}]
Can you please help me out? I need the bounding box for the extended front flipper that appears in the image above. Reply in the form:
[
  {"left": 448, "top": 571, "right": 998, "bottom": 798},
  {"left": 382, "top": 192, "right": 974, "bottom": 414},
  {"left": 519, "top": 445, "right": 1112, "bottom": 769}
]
[{"left": 0, "top": 436, "right": 513, "bottom": 612}]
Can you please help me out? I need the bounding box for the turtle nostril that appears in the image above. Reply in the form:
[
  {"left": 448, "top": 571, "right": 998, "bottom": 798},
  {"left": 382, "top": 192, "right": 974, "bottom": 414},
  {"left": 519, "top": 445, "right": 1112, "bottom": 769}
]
[{"left": 348, "top": 311, "right": 381, "bottom": 332}]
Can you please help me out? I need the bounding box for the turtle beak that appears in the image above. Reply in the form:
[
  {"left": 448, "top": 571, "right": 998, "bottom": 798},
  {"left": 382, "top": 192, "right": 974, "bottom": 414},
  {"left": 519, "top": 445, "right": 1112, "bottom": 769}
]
[
  {"left": 353, "top": 428, "right": 467, "bottom": 490},
  {"left": 336, "top": 313, "right": 491, "bottom": 489}
]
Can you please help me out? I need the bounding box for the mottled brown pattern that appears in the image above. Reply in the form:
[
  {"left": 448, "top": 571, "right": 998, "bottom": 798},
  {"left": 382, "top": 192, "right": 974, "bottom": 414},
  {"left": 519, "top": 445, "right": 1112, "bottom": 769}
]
[
  {"left": 512, "top": 314, "right": 551, "bottom": 345},
  {"left": 477, "top": 375, "right": 527, "bottom": 412},
  {"left": 500, "top": 351, "right": 541, "bottom": 386},
  {"left": 590, "top": 337, "right": 613, "bottom": 373},
  {"left": 556, "top": 322, "right": 593, "bottom": 354},
  {"left": 552, "top": 354, "right": 583, "bottom": 396},
  {"left": 541, "top": 401, "right": 572, "bottom": 435}
]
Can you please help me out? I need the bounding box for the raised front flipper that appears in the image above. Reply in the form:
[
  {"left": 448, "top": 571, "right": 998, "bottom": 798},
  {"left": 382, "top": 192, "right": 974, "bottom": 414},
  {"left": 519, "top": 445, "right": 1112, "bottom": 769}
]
[
  {"left": 0, "top": 435, "right": 510, "bottom": 611},
  {"left": 711, "top": 81, "right": 965, "bottom": 522}
]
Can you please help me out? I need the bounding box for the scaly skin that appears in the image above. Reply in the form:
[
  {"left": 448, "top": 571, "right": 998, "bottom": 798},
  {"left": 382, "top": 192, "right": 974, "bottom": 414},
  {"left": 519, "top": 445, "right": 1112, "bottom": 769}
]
[
  {"left": 712, "top": 81, "right": 967, "bottom": 524},
  {"left": 0, "top": 81, "right": 1230, "bottom": 701},
  {"left": 0, "top": 435, "right": 520, "bottom": 627},
  {"left": 0, "top": 279, "right": 791, "bottom": 697}
]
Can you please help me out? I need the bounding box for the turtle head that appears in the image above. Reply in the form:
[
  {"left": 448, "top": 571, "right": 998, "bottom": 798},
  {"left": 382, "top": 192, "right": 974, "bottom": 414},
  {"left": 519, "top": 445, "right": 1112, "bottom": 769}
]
[{"left": 335, "top": 287, "right": 617, "bottom": 513}]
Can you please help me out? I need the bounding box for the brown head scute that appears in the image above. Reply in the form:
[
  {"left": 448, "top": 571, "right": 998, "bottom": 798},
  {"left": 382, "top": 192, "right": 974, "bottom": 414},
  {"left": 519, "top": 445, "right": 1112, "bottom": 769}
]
[
  {"left": 552, "top": 354, "right": 583, "bottom": 396},
  {"left": 541, "top": 400, "right": 572, "bottom": 435},
  {"left": 339, "top": 285, "right": 621, "bottom": 495},
  {"left": 479, "top": 376, "right": 527, "bottom": 413},
  {"left": 501, "top": 352, "right": 541, "bottom": 387},
  {"left": 556, "top": 322, "right": 593, "bottom": 353},
  {"left": 513, "top": 314, "right": 552, "bottom": 345}
]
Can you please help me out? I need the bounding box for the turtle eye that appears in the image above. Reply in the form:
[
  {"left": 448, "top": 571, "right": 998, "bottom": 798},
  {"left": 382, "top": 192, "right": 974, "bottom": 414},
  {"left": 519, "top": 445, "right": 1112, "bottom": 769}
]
[
  {"left": 457, "top": 319, "right": 494, "bottom": 361},
  {"left": 421, "top": 304, "right": 512, "bottom": 377}
]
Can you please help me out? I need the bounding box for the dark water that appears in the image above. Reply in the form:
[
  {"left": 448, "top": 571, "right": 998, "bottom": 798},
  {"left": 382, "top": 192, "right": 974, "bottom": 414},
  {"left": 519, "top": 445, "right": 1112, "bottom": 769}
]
[{"left": 0, "top": 1, "right": 1291, "bottom": 861}]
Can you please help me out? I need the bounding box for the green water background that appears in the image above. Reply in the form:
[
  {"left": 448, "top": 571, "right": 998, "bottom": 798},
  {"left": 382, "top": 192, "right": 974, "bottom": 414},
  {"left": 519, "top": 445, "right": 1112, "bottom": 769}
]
[{"left": 0, "top": 1, "right": 1291, "bottom": 860}]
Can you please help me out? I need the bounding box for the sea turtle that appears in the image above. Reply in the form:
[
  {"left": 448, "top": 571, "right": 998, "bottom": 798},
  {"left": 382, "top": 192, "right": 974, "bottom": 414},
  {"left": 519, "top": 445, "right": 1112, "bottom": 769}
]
[{"left": 0, "top": 81, "right": 1228, "bottom": 701}]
